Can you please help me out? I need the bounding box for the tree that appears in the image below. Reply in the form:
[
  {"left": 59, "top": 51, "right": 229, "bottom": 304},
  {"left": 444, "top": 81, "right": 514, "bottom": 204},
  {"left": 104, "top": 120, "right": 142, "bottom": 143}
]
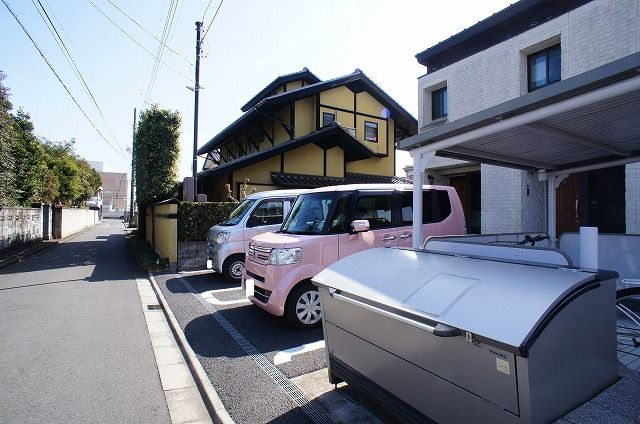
[
  {"left": 0, "top": 71, "right": 17, "bottom": 205},
  {"left": 12, "top": 109, "right": 48, "bottom": 205},
  {"left": 135, "top": 106, "right": 181, "bottom": 206}
]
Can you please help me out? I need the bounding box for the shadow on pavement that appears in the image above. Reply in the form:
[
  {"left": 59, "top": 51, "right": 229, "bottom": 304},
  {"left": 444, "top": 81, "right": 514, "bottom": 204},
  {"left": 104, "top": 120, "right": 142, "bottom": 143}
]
[{"left": 2, "top": 232, "right": 136, "bottom": 284}]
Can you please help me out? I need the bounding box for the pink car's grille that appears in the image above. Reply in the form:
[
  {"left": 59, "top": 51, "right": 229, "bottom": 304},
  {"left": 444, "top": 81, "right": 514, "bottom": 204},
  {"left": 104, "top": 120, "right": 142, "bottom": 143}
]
[{"left": 248, "top": 244, "right": 272, "bottom": 264}]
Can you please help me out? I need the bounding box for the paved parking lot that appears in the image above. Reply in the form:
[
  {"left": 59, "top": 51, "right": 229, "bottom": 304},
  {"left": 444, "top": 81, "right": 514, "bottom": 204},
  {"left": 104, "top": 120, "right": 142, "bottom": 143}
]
[
  {"left": 154, "top": 270, "right": 394, "bottom": 424},
  {"left": 155, "top": 269, "right": 640, "bottom": 424}
]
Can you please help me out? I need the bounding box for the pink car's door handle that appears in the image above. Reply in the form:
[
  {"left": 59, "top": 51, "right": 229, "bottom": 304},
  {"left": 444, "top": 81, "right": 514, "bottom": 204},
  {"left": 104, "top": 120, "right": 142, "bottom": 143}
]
[
  {"left": 399, "top": 233, "right": 412, "bottom": 240},
  {"left": 382, "top": 235, "right": 396, "bottom": 241}
]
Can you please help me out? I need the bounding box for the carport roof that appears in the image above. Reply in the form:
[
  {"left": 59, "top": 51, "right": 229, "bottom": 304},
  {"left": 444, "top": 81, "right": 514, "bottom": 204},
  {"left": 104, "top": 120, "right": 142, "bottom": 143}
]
[{"left": 400, "top": 52, "right": 640, "bottom": 173}]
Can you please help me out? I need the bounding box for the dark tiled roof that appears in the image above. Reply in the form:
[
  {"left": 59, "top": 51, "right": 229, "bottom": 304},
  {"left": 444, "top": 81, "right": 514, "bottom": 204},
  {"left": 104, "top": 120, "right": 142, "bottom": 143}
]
[
  {"left": 270, "top": 172, "right": 411, "bottom": 188},
  {"left": 197, "top": 69, "right": 418, "bottom": 155},
  {"left": 240, "top": 68, "right": 322, "bottom": 112},
  {"left": 415, "top": 0, "right": 592, "bottom": 72}
]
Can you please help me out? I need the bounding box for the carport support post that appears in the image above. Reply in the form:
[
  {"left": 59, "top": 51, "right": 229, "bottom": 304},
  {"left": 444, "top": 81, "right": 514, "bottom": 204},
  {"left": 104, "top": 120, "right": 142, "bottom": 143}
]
[
  {"left": 543, "top": 171, "right": 569, "bottom": 247},
  {"left": 410, "top": 150, "right": 435, "bottom": 249}
]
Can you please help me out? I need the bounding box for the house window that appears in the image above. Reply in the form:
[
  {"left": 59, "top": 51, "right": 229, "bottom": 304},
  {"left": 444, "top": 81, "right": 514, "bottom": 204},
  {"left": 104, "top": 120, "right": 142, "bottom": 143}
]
[
  {"left": 322, "top": 112, "right": 335, "bottom": 126},
  {"left": 431, "top": 86, "right": 447, "bottom": 120},
  {"left": 528, "top": 44, "right": 561, "bottom": 92},
  {"left": 364, "top": 121, "right": 378, "bottom": 142}
]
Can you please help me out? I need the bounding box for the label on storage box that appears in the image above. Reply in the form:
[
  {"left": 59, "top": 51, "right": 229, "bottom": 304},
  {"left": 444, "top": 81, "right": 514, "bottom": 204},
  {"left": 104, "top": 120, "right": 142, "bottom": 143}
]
[{"left": 496, "top": 358, "right": 510, "bottom": 375}]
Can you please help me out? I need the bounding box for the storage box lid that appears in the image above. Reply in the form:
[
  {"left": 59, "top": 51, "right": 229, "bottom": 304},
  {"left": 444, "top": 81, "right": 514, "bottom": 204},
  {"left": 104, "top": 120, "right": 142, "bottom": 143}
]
[{"left": 313, "top": 247, "right": 608, "bottom": 354}]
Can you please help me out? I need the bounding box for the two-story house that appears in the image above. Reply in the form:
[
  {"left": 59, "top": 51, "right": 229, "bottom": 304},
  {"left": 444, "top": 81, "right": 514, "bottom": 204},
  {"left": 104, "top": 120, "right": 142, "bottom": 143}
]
[
  {"left": 401, "top": 0, "right": 640, "bottom": 242},
  {"left": 196, "top": 68, "right": 417, "bottom": 201}
]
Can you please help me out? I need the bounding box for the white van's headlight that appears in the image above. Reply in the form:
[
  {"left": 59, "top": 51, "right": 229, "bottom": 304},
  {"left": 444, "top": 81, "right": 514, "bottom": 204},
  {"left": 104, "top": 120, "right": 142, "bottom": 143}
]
[
  {"left": 215, "top": 232, "right": 230, "bottom": 244},
  {"left": 269, "top": 248, "right": 302, "bottom": 265}
]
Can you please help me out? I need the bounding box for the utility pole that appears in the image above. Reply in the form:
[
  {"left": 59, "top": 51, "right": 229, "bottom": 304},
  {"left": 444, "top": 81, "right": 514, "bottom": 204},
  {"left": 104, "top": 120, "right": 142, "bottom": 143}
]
[
  {"left": 192, "top": 21, "right": 203, "bottom": 200},
  {"left": 129, "top": 107, "right": 136, "bottom": 227}
]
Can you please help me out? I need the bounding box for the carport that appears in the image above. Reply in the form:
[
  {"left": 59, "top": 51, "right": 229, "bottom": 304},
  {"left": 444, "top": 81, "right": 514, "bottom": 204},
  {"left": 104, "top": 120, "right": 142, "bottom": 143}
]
[{"left": 401, "top": 52, "right": 640, "bottom": 249}]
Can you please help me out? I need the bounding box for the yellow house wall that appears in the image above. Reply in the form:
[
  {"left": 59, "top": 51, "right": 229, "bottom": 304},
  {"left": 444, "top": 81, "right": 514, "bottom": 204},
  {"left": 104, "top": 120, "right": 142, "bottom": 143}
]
[
  {"left": 274, "top": 107, "right": 291, "bottom": 145},
  {"left": 355, "top": 115, "right": 387, "bottom": 155},
  {"left": 284, "top": 144, "right": 324, "bottom": 175},
  {"left": 356, "top": 91, "right": 386, "bottom": 117},
  {"left": 326, "top": 147, "right": 344, "bottom": 178},
  {"left": 153, "top": 203, "right": 177, "bottom": 264},
  {"left": 203, "top": 175, "right": 230, "bottom": 202},
  {"left": 320, "top": 86, "right": 354, "bottom": 110},
  {"left": 286, "top": 80, "right": 303, "bottom": 91},
  {"left": 233, "top": 156, "right": 280, "bottom": 186},
  {"left": 294, "top": 97, "right": 315, "bottom": 138},
  {"left": 347, "top": 119, "right": 395, "bottom": 176}
]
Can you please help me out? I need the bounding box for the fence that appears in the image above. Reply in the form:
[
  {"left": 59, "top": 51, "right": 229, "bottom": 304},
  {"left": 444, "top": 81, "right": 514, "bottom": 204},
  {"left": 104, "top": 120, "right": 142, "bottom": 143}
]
[
  {"left": 146, "top": 201, "right": 179, "bottom": 269},
  {"left": 145, "top": 200, "right": 235, "bottom": 271},
  {"left": 0, "top": 206, "right": 42, "bottom": 251},
  {"left": 0, "top": 205, "right": 100, "bottom": 253}
]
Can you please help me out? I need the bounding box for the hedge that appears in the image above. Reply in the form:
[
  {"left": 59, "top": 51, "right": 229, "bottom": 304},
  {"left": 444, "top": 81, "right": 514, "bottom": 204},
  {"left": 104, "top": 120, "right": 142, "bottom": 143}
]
[{"left": 178, "top": 201, "right": 237, "bottom": 241}]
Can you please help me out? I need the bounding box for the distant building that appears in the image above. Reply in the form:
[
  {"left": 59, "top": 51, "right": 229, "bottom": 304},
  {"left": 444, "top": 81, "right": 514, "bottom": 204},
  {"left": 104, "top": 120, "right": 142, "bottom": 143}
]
[
  {"left": 196, "top": 68, "right": 417, "bottom": 201},
  {"left": 88, "top": 161, "right": 113, "bottom": 173},
  {"left": 89, "top": 161, "right": 128, "bottom": 215},
  {"left": 99, "top": 172, "right": 128, "bottom": 214}
]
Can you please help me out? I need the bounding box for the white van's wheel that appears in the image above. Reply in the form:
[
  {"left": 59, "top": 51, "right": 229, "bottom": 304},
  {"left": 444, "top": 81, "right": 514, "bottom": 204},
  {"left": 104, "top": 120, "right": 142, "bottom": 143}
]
[
  {"left": 222, "top": 254, "right": 245, "bottom": 282},
  {"left": 285, "top": 281, "right": 322, "bottom": 329}
]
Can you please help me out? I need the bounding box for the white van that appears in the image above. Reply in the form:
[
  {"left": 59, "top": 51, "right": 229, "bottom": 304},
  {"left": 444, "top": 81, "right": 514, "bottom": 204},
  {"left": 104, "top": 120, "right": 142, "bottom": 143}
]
[{"left": 206, "top": 189, "right": 307, "bottom": 281}]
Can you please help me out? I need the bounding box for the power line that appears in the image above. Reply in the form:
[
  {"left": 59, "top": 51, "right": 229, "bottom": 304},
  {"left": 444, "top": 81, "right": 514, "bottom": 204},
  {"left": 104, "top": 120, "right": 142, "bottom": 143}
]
[
  {"left": 32, "top": 0, "right": 127, "bottom": 154},
  {"left": 144, "top": 0, "right": 178, "bottom": 102},
  {"left": 1, "top": 0, "right": 128, "bottom": 159},
  {"left": 202, "top": 0, "right": 214, "bottom": 20},
  {"left": 202, "top": 0, "right": 223, "bottom": 41},
  {"left": 85, "top": 0, "right": 193, "bottom": 83},
  {"left": 105, "top": 0, "right": 192, "bottom": 66}
]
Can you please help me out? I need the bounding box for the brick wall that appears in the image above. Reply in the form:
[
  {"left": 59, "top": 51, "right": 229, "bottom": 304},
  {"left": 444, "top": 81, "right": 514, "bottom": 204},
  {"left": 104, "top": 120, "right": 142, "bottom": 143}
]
[{"left": 418, "top": 0, "right": 640, "bottom": 234}]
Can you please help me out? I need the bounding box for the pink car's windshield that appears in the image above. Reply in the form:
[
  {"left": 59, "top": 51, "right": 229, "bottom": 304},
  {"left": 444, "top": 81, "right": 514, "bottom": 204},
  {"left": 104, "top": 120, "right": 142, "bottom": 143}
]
[{"left": 281, "top": 192, "right": 342, "bottom": 235}]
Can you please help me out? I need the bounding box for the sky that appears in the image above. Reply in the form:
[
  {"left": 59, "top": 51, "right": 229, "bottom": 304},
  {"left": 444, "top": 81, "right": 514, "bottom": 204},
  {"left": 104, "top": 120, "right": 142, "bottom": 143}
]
[{"left": 0, "top": 0, "right": 514, "bottom": 180}]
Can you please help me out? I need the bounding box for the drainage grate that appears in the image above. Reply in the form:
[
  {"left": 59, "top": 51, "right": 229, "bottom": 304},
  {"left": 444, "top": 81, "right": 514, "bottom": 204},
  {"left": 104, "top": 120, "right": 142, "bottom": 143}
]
[
  {"left": 178, "top": 277, "right": 334, "bottom": 424},
  {"left": 147, "top": 304, "right": 162, "bottom": 310}
]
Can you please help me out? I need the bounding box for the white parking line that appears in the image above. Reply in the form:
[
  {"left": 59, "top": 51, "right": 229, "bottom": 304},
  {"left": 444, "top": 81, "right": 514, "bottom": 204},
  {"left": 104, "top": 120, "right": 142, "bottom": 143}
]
[
  {"left": 200, "top": 290, "right": 250, "bottom": 306},
  {"left": 206, "top": 287, "right": 243, "bottom": 293},
  {"left": 180, "top": 269, "right": 215, "bottom": 276},
  {"left": 274, "top": 340, "right": 326, "bottom": 365}
]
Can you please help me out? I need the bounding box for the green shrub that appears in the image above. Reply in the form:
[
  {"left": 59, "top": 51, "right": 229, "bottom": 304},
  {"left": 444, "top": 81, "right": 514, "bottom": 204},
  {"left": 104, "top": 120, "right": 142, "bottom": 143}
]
[{"left": 178, "top": 201, "right": 237, "bottom": 241}]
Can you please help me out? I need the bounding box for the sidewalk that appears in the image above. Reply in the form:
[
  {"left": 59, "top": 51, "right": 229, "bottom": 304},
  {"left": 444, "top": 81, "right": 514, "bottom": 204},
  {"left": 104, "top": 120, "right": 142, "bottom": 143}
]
[{"left": 0, "top": 220, "right": 209, "bottom": 423}]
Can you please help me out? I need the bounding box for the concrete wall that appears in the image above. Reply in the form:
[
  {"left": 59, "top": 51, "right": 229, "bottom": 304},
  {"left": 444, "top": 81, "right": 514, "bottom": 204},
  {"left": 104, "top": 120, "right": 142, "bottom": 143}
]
[
  {"left": 417, "top": 0, "right": 640, "bottom": 233},
  {"left": 59, "top": 208, "right": 99, "bottom": 239},
  {"left": 0, "top": 207, "right": 42, "bottom": 251}
]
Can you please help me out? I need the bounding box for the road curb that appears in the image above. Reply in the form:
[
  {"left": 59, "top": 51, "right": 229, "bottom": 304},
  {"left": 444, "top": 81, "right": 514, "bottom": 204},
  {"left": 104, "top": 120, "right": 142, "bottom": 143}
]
[{"left": 147, "top": 272, "right": 235, "bottom": 424}]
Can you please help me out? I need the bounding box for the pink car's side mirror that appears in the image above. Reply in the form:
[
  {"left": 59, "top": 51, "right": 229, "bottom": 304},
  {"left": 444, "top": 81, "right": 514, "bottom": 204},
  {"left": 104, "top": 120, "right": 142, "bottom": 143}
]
[{"left": 350, "top": 219, "right": 370, "bottom": 233}]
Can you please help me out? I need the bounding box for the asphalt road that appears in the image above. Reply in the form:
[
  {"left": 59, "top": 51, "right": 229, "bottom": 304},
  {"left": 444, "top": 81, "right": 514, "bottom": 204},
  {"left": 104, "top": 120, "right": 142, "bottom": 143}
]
[{"left": 0, "top": 220, "right": 170, "bottom": 424}]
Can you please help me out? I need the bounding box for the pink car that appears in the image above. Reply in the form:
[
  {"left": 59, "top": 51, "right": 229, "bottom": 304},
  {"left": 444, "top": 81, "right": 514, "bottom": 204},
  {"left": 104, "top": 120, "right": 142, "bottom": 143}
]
[{"left": 242, "top": 184, "right": 465, "bottom": 328}]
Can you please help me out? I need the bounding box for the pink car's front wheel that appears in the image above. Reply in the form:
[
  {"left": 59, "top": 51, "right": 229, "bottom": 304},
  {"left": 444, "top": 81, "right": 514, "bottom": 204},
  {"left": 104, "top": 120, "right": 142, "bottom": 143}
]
[{"left": 285, "top": 281, "right": 322, "bottom": 329}]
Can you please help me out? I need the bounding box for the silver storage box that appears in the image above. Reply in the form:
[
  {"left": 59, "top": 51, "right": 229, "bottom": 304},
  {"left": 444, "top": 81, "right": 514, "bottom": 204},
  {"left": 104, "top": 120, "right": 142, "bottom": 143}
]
[{"left": 313, "top": 247, "right": 618, "bottom": 424}]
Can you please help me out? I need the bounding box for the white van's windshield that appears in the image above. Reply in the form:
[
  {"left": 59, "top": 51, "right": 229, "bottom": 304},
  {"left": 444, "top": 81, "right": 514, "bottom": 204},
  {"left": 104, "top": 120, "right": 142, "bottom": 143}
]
[
  {"left": 281, "top": 193, "right": 341, "bottom": 235},
  {"left": 220, "top": 199, "right": 257, "bottom": 226}
]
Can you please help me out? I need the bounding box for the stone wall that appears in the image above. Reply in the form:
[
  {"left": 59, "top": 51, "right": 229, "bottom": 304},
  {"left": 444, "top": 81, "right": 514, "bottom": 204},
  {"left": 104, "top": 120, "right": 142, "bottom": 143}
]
[
  {"left": 177, "top": 241, "right": 207, "bottom": 271},
  {"left": 0, "top": 207, "right": 42, "bottom": 251}
]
